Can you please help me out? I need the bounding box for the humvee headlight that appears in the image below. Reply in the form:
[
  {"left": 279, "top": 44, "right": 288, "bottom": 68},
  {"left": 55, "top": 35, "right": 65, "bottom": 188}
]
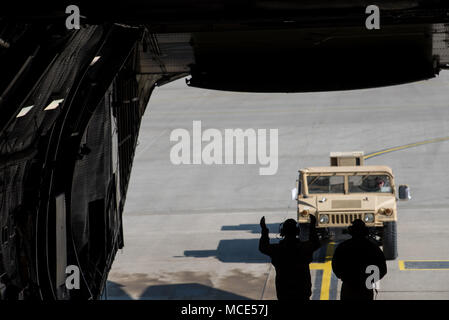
[
  {"left": 378, "top": 208, "right": 393, "bottom": 216},
  {"left": 301, "top": 210, "right": 309, "bottom": 216},
  {"left": 364, "top": 213, "right": 375, "bottom": 223},
  {"left": 319, "top": 214, "right": 329, "bottom": 224}
]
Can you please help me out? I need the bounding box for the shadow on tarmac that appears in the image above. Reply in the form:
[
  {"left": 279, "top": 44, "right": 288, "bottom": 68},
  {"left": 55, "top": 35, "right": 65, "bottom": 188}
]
[
  {"left": 221, "top": 223, "right": 281, "bottom": 233},
  {"left": 106, "top": 281, "right": 250, "bottom": 300},
  {"left": 183, "top": 222, "right": 329, "bottom": 263}
]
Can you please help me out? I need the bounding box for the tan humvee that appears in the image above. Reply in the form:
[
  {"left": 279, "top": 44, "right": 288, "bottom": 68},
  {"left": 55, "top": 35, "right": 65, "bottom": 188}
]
[{"left": 295, "top": 152, "right": 408, "bottom": 260}]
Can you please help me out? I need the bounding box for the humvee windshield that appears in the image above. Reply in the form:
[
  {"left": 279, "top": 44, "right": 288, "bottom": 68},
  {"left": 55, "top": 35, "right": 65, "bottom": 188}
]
[
  {"left": 307, "top": 176, "right": 344, "bottom": 194},
  {"left": 305, "top": 174, "right": 393, "bottom": 194},
  {"left": 348, "top": 175, "right": 392, "bottom": 193}
]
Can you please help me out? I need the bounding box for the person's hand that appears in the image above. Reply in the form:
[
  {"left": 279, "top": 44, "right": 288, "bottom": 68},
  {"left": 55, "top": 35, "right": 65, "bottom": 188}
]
[
  {"left": 260, "top": 216, "right": 268, "bottom": 232},
  {"left": 309, "top": 214, "right": 316, "bottom": 226}
]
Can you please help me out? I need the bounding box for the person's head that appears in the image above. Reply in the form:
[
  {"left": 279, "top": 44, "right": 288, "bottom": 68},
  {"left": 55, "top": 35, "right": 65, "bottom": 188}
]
[
  {"left": 376, "top": 177, "right": 385, "bottom": 188},
  {"left": 279, "top": 219, "right": 299, "bottom": 238},
  {"left": 348, "top": 219, "right": 369, "bottom": 238}
]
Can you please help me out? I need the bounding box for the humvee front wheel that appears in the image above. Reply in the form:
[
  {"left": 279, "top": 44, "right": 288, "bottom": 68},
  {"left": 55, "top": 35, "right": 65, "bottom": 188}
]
[
  {"left": 298, "top": 223, "right": 328, "bottom": 241},
  {"left": 382, "top": 221, "right": 398, "bottom": 260}
]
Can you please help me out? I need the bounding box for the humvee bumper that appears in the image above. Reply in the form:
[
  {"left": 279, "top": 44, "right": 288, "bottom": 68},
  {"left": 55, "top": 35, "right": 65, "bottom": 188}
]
[{"left": 299, "top": 212, "right": 385, "bottom": 227}]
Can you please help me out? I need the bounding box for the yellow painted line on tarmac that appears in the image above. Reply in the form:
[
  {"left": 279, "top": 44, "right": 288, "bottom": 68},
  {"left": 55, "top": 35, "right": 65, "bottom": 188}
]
[
  {"left": 310, "top": 241, "right": 336, "bottom": 300},
  {"left": 364, "top": 136, "right": 449, "bottom": 159},
  {"left": 399, "top": 260, "right": 449, "bottom": 271}
]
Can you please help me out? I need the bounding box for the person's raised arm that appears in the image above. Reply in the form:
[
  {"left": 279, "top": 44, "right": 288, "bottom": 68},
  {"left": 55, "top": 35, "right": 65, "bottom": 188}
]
[{"left": 259, "top": 216, "right": 272, "bottom": 256}]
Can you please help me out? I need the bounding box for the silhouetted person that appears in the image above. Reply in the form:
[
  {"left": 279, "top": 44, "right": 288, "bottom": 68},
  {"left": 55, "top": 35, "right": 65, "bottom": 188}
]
[
  {"left": 332, "top": 219, "right": 387, "bottom": 300},
  {"left": 259, "top": 215, "right": 321, "bottom": 300}
]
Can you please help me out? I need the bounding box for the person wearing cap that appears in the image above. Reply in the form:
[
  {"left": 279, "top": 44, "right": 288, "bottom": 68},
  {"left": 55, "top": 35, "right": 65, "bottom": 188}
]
[
  {"left": 259, "top": 215, "right": 321, "bottom": 300},
  {"left": 376, "top": 177, "right": 385, "bottom": 189},
  {"left": 331, "top": 219, "right": 387, "bottom": 300},
  {"left": 375, "top": 176, "right": 391, "bottom": 193}
]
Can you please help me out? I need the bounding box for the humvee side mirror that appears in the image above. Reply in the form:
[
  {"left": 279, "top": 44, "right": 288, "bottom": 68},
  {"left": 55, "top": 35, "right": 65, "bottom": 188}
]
[
  {"left": 291, "top": 187, "right": 298, "bottom": 201},
  {"left": 398, "top": 185, "right": 411, "bottom": 200}
]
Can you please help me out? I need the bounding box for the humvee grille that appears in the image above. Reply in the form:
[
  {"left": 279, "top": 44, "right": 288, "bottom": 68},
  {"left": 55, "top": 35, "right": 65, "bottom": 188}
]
[{"left": 330, "top": 213, "right": 364, "bottom": 225}]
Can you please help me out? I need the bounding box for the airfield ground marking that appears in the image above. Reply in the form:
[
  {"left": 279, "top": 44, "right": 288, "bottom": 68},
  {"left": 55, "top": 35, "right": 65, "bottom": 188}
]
[
  {"left": 399, "top": 260, "right": 449, "bottom": 271},
  {"left": 364, "top": 136, "right": 449, "bottom": 159},
  {"left": 310, "top": 241, "right": 336, "bottom": 300},
  {"left": 366, "top": 139, "right": 449, "bottom": 273}
]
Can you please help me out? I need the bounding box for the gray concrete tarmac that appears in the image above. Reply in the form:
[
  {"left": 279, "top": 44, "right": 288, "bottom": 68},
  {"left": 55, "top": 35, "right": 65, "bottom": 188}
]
[{"left": 107, "top": 72, "right": 449, "bottom": 300}]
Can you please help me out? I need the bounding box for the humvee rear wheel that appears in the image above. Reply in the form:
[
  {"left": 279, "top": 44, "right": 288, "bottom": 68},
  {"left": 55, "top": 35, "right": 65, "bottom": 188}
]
[{"left": 382, "top": 222, "right": 398, "bottom": 260}]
